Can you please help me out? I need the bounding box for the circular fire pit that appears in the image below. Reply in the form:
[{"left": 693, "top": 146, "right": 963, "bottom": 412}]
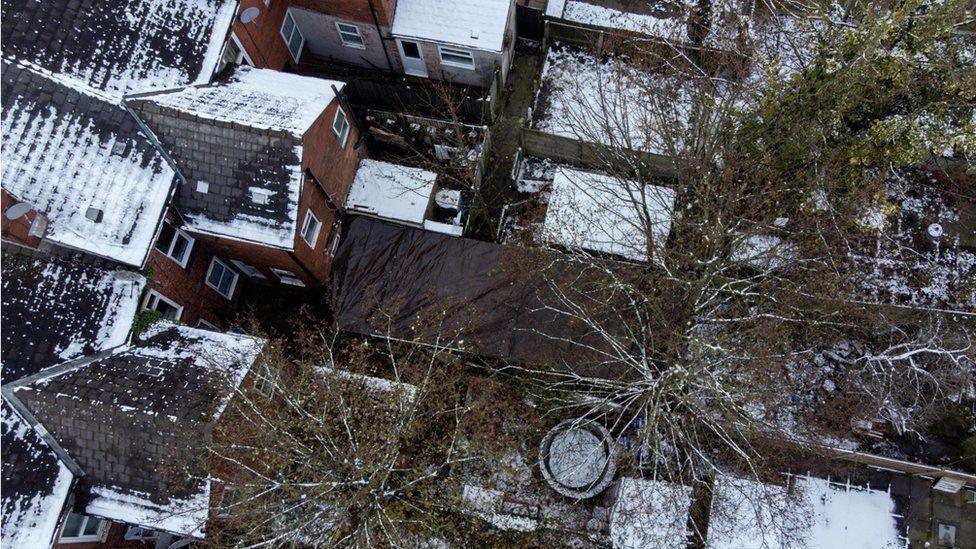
[{"left": 539, "top": 419, "right": 616, "bottom": 499}]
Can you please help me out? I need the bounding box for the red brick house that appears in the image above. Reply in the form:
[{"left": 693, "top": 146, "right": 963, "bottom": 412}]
[
  {"left": 228, "top": 0, "right": 516, "bottom": 88},
  {"left": 126, "top": 67, "right": 363, "bottom": 326}
]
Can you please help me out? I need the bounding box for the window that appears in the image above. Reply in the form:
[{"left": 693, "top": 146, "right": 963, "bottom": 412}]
[
  {"left": 154, "top": 223, "right": 195, "bottom": 268},
  {"left": 124, "top": 526, "right": 159, "bottom": 541},
  {"left": 438, "top": 46, "right": 474, "bottom": 69},
  {"left": 326, "top": 228, "right": 341, "bottom": 257},
  {"left": 196, "top": 180, "right": 209, "bottom": 193},
  {"left": 301, "top": 211, "right": 321, "bottom": 247},
  {"left": 219, "top": 33, "right": 252, "bottom": 71},
  {"left": 206, "top": 258, "right": 239, "bottom": 299},
  {"left": 254, "top": 360, "right": 278, "bottom": 398},
  {"left": 938, "top": 523, "right": 957, "bottom": 546},
  {"left": 230, "top": 259, "right": 266, "bottom": 279},
  {"left": 280, "top": 11, "right": 304, "bottom": 62},
  {"left": 336, "top": 22, "right": 365, "bottom": 48},
  {"left": 271, "top": 268, "right": 305, "bottom": 287},
  {"left": 332, "top": 108, "right": 350, "bottom": 147},
  {"left": 197, "top": 319, "right": 219, "bottom": 331},
  {"left": 60, "top": 513, "right": 106, "bottom": 542},
  {"left": 143, "top": 290, "right": 183, "bottom": 321}
]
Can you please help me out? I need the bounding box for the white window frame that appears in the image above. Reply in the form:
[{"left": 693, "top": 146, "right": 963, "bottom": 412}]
[
  {"left": 229, "top": 33, "right": 253, "bottom": 65},
  {"left": 157, "top": 224, "right": 195, "bottom": 268},
  {"left": 254, "top": 360, "right": 278, "bottom": 398},
  {"left": 123, "top": 526, "right": 159, "bottom": 541},
  {"left": 143, "top": 289, "right": 183, "bottom": 321},
  {"left": 326, "top": 228, "right": 341, "bottom": 257},
  {"left": 335, "top": 22, "right": 365, "bottom": 49},
  {"left": 280, "top": 10, "right": 305, "bottom": 63},
  {"left": 250, "top": 188, "right": 273, "bottom": 205},
  {"left": 271, "top": 268, "right": 306, "bottom": 287},
  {"left": 438, "top": 46, "right": 475, "bottom": 69},
  {"left": 197, "top": 318, "right": 219, "bottom": 331},
  {"left": 230, "top": 259, "right": 266, "bottom": 279},
  {"left": 206, "top": 257, "right": 240, "bottom": 300},
  {"left": 332, "top": 107, "right": 350, "bottom": 147},
  {"left": 59, "top": 513, "right": 108, "bottom": 543},
  {"left": 301, "top": 211, "right": 321, "bottom": 248}
]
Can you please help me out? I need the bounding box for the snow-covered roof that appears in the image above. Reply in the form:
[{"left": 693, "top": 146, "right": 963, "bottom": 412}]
[
  {"left": 135, "top": 67, "right": 345, "bottom": 137},
  {"left": 346, "top": 159, "right": 437, "bottom": 226},
  {"left": 392, "top": 0, "right": 512, "bottom": 52},
  {"left": 542, "top": 166, "right": 676, "bottom": 262},
  {"left": 533, "top": 46, "right": 696, "bottom": 156},
  {"left": 10, "top": 323, "right": 265, "bottom": 538},
  {"left": 127, "top": 67, "right": 346, "bottom": 249},
  {"left": 0, "top": 0, "right": 237, "bottom": 98},
  {"left": 1, "top": 398, "right": 74, "bottom": 549},
  {"left": 609, "top": 477, "right": 692, "bottom": 548},
  {"left": 1, "top": 251, "right": 145, "bottom": 383},
  {"left": 1, "top": 62, "right": 176, "bottom": 266},
  {"left": 706, "top": 475, "right": 905, "bottom": 549}
]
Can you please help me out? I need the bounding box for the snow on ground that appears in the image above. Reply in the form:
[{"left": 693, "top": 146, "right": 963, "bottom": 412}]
[
  {"left": 854, "top": 179, "right": 975, "bottom": 311},
  {"left": 533, "top": 45, "right": 695, "bottom": 156},
  {"left": 392, "top": 0, "right": 511, "bottom": 52},
  {"left": 542, "top": 165, "right": 675, "bottom": 262},
  {"left": 346, "top": 159, "right": 437, "bottom": 226},
  {"left": 706, "top": 474, "right": 905, "bottom": 549},
  {"left": 140, "top": 67, "right": 345, "bottom": 136},
  {"left": 557, "top": 1, "right": 685, "bottom": 37},
  {"left": 610, "top": 477, "right": 692, "bottom": 549}
]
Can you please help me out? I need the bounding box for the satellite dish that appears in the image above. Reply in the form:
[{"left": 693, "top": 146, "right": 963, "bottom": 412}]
[
  {"left": 4, "top": 202, "right": 33, "bottom": 220},
  {"left": 240, "top": 6, "right": 260, "bottom": 24}
]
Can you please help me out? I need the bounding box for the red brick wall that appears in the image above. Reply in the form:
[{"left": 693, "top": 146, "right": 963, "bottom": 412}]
[
  {"left": 1, "top": 189, "right": 42, "bottom": 248},
  {"left": 233, "top": 0, "right": 293, "bottom": 69},
  {"left": 147, "top": 220, "right": 241, "bottom": 328},
  {"left": 303, "top": 100, "right": 362, "bottom": 207},
  {"left": 183, "top": 231, "right": 326, "bottom": 288},
  {"left": 293, "top": 0, "right": 397, "bottom": 27}
]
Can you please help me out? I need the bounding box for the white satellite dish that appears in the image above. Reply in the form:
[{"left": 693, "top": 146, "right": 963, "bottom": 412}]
[
  {"left": 4, "top": 202, "right": 33, "bottom": 220},
  {"left": 240, "top": 6, "right": 261, "bottom": 24}
]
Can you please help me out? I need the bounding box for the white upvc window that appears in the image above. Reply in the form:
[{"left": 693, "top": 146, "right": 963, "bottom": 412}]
[
  {"left": 336, "top": 22, "right": 365, "bottom": 48},
  {"left": 332, "top": 107, "right": 350, "bottom": 147},
  {"left": 124, "top": 526, "right": 159, "bottom": 541},
  {"left": 197, "top": 318, "right": 219, "bottom": 331},
  {"left": 301, "top": 211, "right": 321, "bottom": 248},
  {"left": 154, "top": 223, "right": 195, "bottom": 268},
  {"left": 254, "top": 360, "right": 278, "bottom": 398},
  {"left": 438, "top": 46, "right": 475, "bottom": 69},
  {"left": 230, "top": 259, "right": 266, "bottom": 279},
  {"left": 143, "top": 290, "right": 183, "bottom": 321},
  {"left": 271, "top": 268, "right": 306, "bottom": 287},
  {"left": 206, "top": 258, "right": 239, "bottom": 300},
  {"left": 59, "top": 513, "right": 107, "bottom": 543},
  {"left": 280, "top": 10, "right": 305, "bottom": 62}
]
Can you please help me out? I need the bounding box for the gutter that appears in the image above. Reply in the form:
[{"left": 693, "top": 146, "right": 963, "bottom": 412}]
[{"left": 365, "top": 0, "right": 395, "bottom": 72}]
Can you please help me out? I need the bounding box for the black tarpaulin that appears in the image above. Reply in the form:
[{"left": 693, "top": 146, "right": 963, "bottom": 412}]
[{"left": 331, "top": 216, "right": 633, "bottom": 377}]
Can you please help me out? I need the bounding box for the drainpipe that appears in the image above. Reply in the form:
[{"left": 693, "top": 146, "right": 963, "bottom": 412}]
[{"left": 366, "top": 0, "right": 395, "bottom": 72}]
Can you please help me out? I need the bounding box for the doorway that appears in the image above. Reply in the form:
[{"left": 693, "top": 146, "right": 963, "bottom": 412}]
[{"left": 397, "top": 39, "right": 428, "bottom": 77}]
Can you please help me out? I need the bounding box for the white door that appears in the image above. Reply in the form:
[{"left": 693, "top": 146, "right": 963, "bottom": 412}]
[{"left": 397, "top": 39, "right": 428, "bottom": 77}]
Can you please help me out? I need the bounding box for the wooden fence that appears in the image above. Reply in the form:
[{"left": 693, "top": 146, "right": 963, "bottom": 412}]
[{"left": 520, "top": 127, "right": 681, "bottom": 179}]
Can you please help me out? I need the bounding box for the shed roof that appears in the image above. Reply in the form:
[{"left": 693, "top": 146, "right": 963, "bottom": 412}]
[
  {"left": 11, "top": 323, "right": 265, "bottom": 537},
  {"left": 1, "top": 62, "right": 176, "bottom": 266},
  {"left": 0, "top": 0, "right": 236, "bottom": 98},
  {"left": 1, "top": 250, "right": 145, "bottom": 383},
  {"left": 542, "top": 166, "right": 676, "bottom": 263},
  {"left": 392, "top": 0, "right": 512, "bottom": 52},
  {"left": 346, "top": 159, "right": 437, "bottom": 226}
]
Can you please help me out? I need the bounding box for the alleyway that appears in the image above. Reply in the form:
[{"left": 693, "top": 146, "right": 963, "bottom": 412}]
[{"left": 468, "top": 40, "right": 541, "bottom": 240}]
